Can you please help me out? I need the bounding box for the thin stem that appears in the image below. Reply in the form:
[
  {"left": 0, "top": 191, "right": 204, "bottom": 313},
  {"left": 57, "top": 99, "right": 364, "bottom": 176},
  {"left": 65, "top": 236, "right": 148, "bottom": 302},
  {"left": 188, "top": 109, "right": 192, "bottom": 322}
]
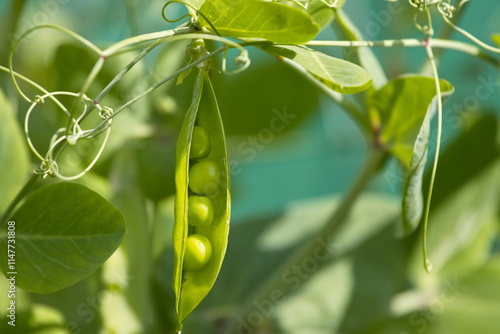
[
  {"left": 79, "top": 38, "right": 167, "bottom": 122},
  {"left": 228, "top": 147, "right": 387, "bottom": 333},
  {"left": 0, "top": 174, "right": 40, "bottom": 229},
  {"left": 102, "top": 26, "right": 192, "bottom": 57},
  {"left": 88, "top": 46, "right": 226, "bottom": 136},
  {"left": 304, "top": 38, "right": 499, "bottom": 66},
  {"left": 442, "top": 15, "right": 500, "bottom": 54},
  {"left": 421, "top": 41, "right": 442, "bottom": 274}
]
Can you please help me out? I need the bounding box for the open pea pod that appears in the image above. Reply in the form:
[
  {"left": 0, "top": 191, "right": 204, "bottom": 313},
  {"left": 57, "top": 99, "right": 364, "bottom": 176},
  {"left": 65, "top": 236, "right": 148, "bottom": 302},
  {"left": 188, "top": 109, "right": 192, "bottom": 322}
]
[{"left": 172, "top": 66, "right": 231, "bottom": 331}]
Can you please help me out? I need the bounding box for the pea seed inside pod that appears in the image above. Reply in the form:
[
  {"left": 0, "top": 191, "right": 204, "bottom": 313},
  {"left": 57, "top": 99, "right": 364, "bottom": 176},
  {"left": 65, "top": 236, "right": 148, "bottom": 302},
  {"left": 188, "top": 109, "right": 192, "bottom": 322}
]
[
  {"left": 190, "top": 126, "right": 211, "bottom": 159},
  {"left": 183, "top": 234, "right": 212, "bottom": 271},
  {"left": 188, "top": 161, "right": 220, "bottom": 196},
  {"left": 188, "top": 195, "right": 214, "bottom": 227}
]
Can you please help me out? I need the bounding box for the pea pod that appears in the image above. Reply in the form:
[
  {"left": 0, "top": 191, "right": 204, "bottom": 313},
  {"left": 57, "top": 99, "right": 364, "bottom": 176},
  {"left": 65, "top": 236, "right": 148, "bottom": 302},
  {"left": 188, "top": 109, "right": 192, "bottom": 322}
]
[{"left": 172, "top": 64, "right": 230, "bottom": 331}]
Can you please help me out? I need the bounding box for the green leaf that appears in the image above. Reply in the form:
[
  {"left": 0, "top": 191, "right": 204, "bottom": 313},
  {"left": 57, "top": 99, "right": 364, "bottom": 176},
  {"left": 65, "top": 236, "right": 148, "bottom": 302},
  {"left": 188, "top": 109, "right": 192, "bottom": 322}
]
[
  {"left": 275, "top": 260, "right": 353, "bottom": 334},
  {"left": 307, "top": 0, "right": 342, "bottom": 29},
  {"left": 173, "top": 69, "right": 231, "bottom": 329},
  {"left": 369, "top": 76, "right": 454, "bottom": 167},
  {"left": 492, "top": 34, "right": 500, "bottom": 47},
  {"left": 0, "top": 182, "right": 125, "bottom": 293},
  {"left": 368, "top": 76, "right": 454, "bottom": 236},
  {"left": 424, "top": 114, "right": 500, "bottom": 208},
  {"left": 0, "top": 89, "right": 29, "bottom": 214},
  {"left": 430, "top": 257, "right": 500, "bottom": 334},
  {"left": 199, "top": 0, "right": 320, "bottom": 44},
  {"left": 262, "top": 45, "right": 372, "bottom": 94},
  {"left": 201, "top": 194, "right": 399, "bottom": 310}
]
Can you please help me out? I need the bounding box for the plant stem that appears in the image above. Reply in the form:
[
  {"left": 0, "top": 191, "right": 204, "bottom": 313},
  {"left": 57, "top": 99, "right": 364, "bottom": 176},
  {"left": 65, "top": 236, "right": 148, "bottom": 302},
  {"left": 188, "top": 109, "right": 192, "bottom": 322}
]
[
  {"left": 305, "top": 38, "right": 499, "bottom": 66},
  {"left": 0, "top": 173, "right": 39, "bottom": 229},
  {"left": 228, "top": 146, "right": 387, "bottom": 333},
  {"left": 88, "top": 46, "right": 226, "bottom": 136}
]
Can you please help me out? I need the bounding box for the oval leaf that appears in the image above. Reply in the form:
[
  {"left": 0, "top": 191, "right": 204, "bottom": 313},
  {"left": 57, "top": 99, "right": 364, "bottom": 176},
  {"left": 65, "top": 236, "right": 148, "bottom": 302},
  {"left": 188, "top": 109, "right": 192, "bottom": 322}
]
[
  {"left": 262, "top": 45, "right": 372, "bottom": 94},
  {"left": 173, "top": 69, "right": 231, "bottom": 329},
  {"left": 0, "top": 182, "right": 125, "bottom": 293},
  {"left": 199, "top": 0, "right": 320, "bottom": 44}
]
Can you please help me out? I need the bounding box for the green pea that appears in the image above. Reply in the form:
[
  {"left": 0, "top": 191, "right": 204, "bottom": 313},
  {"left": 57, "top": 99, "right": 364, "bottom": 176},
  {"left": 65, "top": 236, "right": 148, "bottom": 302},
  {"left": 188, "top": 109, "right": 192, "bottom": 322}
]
[
  {"left": 188, "top": 195, "right": 214, "bottom": 227},
  {"left": 190, "top": 126, "right": 211, "bottom": 159},
  {"left": 173, "top": 63, "right": 230, "bottom": 331},
  {"left": 182, "top": 234, "right": 212, "bottom": 271},
  {"left": 188, "top": 160, "right": 220, "bottom": 196}
]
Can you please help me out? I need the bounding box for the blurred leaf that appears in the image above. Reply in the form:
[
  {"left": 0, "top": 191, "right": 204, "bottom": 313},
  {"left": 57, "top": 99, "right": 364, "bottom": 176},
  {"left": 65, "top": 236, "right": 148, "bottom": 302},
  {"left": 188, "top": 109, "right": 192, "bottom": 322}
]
[
  {"left": 190, "top": 194, "right": 399, "bottom": 333},
  {"left": 275, "top": 260, "right": 353, "bottom": 334},
  {"left": 257, "top": 193, "right": 400, "bottom": 256},
  {"left": 29, "top": 304, "right": 69, "bottom": 334},
  {"left": 0, "top": 182, "right": 125, "bottom": 293},
  {"left": 410, "top": 115, "right": 500, "bottom": 280},
  {"left": 400, "top": 80, "right": 454, "bottom": 236},
  {"left": 262, "top": 45, "right": 372, "bottom": 94},
  {"left": 110, "top": 147, "right": 155, "bottom": 330},
  {"left": 333, "top": 10, "right": 388, "bottom": 88},
  {"left": 199, "top": 0, "right": 320, "bottom": 44},
  {"left": 339, "top": 221, "right": 409, "bottom": 334},
  {"left": 424, "top": 114, "right": 500, "bottom": 208},
  {"left": 0, "top": 89, "right": 29, "bottom": 214},
  {"left": 136, "top": 136, "right": 176, "bottom": 201},
  {"left": 212, "top": 59, "right": 320, "bottom": 136},
  {"left": 429, "top": 257, "right": 500, "bottom": 334},
  {"left": 492, "top": 34, "right": 500, "bottom": 47},
  {"left": 409, "top": 158, "right": 500, "bottom": 285}
]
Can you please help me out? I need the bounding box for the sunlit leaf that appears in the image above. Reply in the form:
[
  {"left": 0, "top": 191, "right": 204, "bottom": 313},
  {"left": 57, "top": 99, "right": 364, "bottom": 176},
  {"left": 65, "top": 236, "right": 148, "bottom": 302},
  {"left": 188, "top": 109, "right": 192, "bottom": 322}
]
[
  {"left": 262, "top": 45, "right": 372, "bottom": 94},
  {"left": 199, "top": 0, "right": 320, "bottom": 44}
]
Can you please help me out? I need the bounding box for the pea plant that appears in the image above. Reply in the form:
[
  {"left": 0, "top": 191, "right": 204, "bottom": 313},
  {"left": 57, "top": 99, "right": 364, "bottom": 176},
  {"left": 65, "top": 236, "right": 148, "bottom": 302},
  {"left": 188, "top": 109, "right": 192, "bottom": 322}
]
[{"left": 0, "top": 0, "right": 499, "bottom": 333}]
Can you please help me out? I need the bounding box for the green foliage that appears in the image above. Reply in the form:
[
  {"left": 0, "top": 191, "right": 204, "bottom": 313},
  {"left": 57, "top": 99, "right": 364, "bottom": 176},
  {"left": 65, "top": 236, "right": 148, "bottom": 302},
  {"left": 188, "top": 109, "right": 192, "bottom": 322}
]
[
  {"left": 0, "top": 89, "right": 29, "bottom": 214},
  {"left": 262, "top": 45, "right": 373, "bottom": 94},
  {"left": 0, "top": 0, "right": 498, "bottom": 332},
  {"left": 0, "top": 182, "right": 125, "bottom": 293},
  {"left": 367, "top": 76, "right": 454, "bottom": 235},
  {"left": 199, "top": 0, "right": 320, "bottom": 44}
]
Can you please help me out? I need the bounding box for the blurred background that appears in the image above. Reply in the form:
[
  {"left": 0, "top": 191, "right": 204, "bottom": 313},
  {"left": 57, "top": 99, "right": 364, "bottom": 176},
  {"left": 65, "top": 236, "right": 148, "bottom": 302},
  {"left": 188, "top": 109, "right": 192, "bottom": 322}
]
[{"left": 0, "top": 0, "right": 499, "bottom": 333}]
